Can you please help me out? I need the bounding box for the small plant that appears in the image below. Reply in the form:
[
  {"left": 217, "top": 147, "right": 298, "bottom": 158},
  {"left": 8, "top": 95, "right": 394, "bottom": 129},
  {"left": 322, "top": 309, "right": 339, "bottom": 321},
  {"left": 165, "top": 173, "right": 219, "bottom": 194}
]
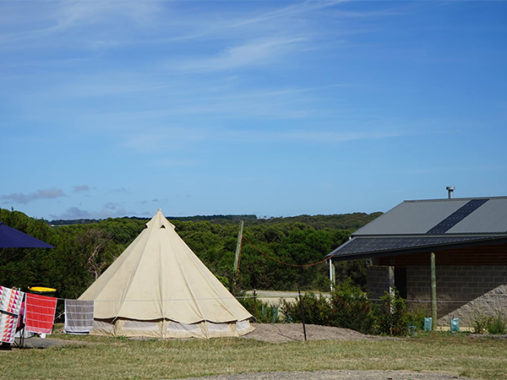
[
  {"left": 374, "top": 290, "right": 409, "bottom": 336},
  {"left": 329, "top": 280, "right": 375, "bottom": 334},
  {"left": 280, "top": 292, "right": 332, "bottom": 326},
  {"left": 239, "top": 295, "right": 280, "bottom": 323},
  {"left": 472, "top": 314, "right": 506, "bottom": 334},
  {"left": 486, "top": 314, "right": 506, "bottom": 335},
  {"left": 472, "top": 315, "right": 489, "bottom": 334}
]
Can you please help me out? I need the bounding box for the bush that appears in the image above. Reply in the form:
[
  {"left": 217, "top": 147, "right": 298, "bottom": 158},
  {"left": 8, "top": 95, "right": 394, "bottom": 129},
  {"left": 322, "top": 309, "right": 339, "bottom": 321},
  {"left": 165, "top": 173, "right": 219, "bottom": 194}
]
[
  {"left": 472, "top": 315, "right": 489, "bottom": 334},
  {"left": 373, "top": 291, "right": 410, "bottom": 335},
  {"left": 280, "top": 281, "right": 376, "bottom": 334},
  {"left": 472, "top": 314, "right": 506, "bottom": 335},
  {"left": 281, "top": 292, "right": 332, "bottom": 326},
  {"left": 278, "top": 283, "right": 424, "bottom": 336},
  {"left": 328, "top": 280, "right": 375, "bottom": 334},
  {"left": 239, "top": 295, "right": 280, "bottom": 323},
  {"left": 487, "top": 314, "right": 506, "bottom": 334}
]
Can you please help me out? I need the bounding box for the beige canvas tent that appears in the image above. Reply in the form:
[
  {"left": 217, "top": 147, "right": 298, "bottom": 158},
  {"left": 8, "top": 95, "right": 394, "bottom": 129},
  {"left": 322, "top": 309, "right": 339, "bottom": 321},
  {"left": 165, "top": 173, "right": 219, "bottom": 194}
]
[{"left": 79, "top": 210, "right": 253, "bottom": 338}]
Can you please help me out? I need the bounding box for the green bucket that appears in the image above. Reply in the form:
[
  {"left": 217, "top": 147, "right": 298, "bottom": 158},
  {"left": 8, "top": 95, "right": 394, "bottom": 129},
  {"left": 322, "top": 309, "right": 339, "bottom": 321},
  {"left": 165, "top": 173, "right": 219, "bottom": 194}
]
[
  {"left": 424, "top": 317, "right": 432, "bottom": 331},
  {"left": 450, "top": 318, "right": 460, "bottom": 332}
]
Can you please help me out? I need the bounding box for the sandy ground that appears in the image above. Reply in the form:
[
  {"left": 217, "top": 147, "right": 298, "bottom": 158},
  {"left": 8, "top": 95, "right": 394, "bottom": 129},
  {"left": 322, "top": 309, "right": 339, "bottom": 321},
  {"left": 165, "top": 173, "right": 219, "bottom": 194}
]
[{"left": 242, "top": 323, "right": 380, "bottom": 343}]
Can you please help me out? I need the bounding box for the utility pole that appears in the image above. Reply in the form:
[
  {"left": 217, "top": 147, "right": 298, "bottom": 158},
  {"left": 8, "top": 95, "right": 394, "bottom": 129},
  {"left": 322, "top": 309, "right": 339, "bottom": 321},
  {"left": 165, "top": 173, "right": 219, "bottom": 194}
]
[{"left": 233, "top": 220, "right": 244, "bottom": 295}]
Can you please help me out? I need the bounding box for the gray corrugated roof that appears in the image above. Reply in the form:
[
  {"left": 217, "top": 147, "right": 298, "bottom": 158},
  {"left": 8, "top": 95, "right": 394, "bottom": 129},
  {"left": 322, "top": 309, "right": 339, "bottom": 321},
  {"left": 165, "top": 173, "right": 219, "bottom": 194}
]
[
  {"left": 353, "top": 197, "right": 507, "bottom": 236},
  {"left": 353, "top": 199, "right": 468, "bottom": 235},
  {"left": 328, "top": 196, "right": 507, "bottom": 260},
  {"left": 447, "top": 198, "right": 507, "bottom": 233}
]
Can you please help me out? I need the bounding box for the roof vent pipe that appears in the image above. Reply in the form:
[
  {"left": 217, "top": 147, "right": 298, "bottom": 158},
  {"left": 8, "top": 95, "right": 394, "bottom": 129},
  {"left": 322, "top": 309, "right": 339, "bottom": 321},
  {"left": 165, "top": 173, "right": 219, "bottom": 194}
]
[{"left": 446, "top": 186, "right": 455, "bottom": 199}]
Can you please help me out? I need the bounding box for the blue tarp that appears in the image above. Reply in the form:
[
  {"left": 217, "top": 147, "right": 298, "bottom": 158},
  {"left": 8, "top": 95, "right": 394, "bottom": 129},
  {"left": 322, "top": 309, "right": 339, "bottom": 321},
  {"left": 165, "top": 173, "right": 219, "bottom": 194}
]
[{"left": 0, "top": 222, "right": 53, "bottom": 248}]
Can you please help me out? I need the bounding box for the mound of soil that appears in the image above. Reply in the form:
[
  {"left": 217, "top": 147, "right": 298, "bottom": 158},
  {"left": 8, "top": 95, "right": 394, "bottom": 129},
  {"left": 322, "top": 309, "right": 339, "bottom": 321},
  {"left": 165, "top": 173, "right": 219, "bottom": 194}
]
[{"left": 242, "top": 323, "right": 378, "bottom": 343}]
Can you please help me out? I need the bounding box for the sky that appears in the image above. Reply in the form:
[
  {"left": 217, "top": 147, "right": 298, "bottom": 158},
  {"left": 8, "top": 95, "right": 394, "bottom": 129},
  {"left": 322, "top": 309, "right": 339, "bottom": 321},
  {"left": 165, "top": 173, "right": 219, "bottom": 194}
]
[{"left": 1, "top": 0, "right": 507, "bottom": 220}]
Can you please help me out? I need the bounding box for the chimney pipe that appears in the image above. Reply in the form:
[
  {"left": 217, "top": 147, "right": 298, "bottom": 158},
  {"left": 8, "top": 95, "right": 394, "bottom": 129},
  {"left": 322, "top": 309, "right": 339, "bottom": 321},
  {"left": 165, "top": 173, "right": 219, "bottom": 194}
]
[{"left": 446, "top": 186, "right": 455, "bottom": 199}]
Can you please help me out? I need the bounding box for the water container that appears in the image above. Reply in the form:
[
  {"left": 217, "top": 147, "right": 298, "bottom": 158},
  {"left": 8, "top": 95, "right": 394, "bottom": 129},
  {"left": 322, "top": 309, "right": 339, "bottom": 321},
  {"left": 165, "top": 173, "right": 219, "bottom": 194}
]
[
  {"left": 450, "top": 318, "right": 460, "bottom": 332},
  {"left": 424, "top": 317, "right": 432, "bottom": 331}
]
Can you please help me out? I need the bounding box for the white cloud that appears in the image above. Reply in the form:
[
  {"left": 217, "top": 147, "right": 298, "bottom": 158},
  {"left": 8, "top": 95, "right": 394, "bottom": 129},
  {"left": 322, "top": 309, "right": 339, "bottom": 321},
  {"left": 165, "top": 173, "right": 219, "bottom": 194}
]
[
  {"left": 120, "top": 125, "right": 405, "bottom": 154},
  {"left": 1, "top": 188, "right": 65, "bottom": 204},
  {"left": 73, "top": 184, "right": 90, "bottom": 193},
  {"left": 54, "top": 0, "right": 162, "bottom": 31},
  {"left": 52, "top": 203, "right": 141, "bottom": 220},
  {"left": 167, "top": 37, "right": 306, "bottom": 73},
  {"left": 230, "top": 0, "right": 349, "bottom": 28}
]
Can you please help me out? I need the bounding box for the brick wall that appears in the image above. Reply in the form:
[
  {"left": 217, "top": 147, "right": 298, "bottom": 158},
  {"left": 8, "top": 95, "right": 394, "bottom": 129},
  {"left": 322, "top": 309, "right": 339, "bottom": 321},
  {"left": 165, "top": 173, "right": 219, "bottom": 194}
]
[
  {"left": 367, "top": 265, "right": 507, "bottom": 326},
  {"left": 406, "top": 265, "right": 507, "bottom": 326},
  {"left": 366, "top": 265, "right": 390, "bottom": 300}
]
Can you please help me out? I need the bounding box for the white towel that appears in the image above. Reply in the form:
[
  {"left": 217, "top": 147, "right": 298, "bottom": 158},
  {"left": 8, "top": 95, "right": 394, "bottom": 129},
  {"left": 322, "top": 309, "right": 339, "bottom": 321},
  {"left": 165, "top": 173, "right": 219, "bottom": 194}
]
[{"left": 64, "top": 299, "right": 94, "bottom": 334}]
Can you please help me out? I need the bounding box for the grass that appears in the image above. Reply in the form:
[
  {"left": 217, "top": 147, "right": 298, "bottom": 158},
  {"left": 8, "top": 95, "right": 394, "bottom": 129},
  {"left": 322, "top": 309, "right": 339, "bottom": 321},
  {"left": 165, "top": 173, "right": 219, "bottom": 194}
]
[{"left": 1, "top": 330, "right": 506, "bottom": 379}]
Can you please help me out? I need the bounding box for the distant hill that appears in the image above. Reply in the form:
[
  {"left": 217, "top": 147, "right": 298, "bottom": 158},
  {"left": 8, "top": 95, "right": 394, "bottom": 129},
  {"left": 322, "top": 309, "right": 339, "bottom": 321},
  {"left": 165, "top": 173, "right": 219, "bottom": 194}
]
[
  {"left": 49, "top": 212, "right": 381, "bottom": 231},
  {"left": 2, "top": 208, "right": 382, "bottom": 295},
  {"left": 49, "top": 214, "right": 258, "bottom": 226},
  {"left": 247, "top": 212, "right": 383, "bottom": 231}
]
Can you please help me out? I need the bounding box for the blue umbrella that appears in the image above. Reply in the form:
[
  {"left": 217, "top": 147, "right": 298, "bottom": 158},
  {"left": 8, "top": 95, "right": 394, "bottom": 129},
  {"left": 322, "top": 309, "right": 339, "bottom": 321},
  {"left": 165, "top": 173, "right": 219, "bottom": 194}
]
[{"left": 0, "top": 222, "right": 53, "bottom": 248}]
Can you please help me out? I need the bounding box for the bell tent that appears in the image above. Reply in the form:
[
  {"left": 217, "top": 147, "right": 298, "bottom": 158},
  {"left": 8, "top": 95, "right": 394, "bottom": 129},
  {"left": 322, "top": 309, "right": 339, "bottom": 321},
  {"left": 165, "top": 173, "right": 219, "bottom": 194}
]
[{"left": 79, "top": 210, "right": 253, "bottom": 338}]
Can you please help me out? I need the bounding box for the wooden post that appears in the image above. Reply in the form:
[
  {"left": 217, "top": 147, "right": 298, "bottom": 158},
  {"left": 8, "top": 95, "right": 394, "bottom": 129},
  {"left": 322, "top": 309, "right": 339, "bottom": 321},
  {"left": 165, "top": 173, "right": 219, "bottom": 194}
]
[
  {"left": 328, "top": 258, "right": 335, "bottom": 292},
  {"left": 297, "top": 285, "right": 307, "bottom": 342},
  {"left": 388, "top": 265, "right": 395, "bottom": 315},
  {"left": 233, "top": 220, "right": 244, "bottom": 295},
  {"left": 430, "top": 251, "right": 437, "bottom": 330}
]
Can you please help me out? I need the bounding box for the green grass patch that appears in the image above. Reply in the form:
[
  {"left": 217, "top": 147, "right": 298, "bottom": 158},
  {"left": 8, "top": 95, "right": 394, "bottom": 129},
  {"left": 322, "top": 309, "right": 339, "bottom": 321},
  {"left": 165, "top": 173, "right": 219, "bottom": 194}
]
[{"left": 2, "top": 332, "right": 506, "bottom": 379}]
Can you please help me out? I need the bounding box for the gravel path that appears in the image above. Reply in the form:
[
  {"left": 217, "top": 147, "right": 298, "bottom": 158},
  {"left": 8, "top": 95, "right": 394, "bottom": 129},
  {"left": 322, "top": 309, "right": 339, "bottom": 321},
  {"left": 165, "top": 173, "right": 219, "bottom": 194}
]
[
  {"left": 12, "top": 337, "right": 94, "bottom": 349},
  {"left": 183, "top": 370, "right": 470, "bottom": 380}
]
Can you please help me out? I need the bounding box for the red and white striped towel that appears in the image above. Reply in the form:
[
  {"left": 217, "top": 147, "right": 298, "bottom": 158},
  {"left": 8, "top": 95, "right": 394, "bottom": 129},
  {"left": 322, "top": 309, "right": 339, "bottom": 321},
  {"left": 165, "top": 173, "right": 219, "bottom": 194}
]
[{"left": 24, "top": 293, "right": 57, "bottom": 334}]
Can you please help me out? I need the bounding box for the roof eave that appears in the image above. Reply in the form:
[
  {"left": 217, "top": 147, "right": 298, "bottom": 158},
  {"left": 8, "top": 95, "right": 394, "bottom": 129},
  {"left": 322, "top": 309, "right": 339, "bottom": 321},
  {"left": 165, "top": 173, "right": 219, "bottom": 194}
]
[{"left": 327, "top": 235, "right": 507, "bottom": 262}]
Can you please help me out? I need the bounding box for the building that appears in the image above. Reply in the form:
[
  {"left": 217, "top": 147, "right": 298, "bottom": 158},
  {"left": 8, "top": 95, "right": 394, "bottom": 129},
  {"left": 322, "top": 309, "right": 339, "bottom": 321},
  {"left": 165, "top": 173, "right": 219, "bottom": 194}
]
[{"left": 327, "top": 196, "right": 507, "bottom": 327}]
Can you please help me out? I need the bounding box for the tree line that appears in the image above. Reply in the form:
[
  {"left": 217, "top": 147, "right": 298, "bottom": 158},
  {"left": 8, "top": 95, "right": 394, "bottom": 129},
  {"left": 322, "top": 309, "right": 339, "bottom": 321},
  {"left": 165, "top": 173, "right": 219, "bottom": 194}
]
[{"left": 0, "top": 209, "right": 381, "bottom": 299}]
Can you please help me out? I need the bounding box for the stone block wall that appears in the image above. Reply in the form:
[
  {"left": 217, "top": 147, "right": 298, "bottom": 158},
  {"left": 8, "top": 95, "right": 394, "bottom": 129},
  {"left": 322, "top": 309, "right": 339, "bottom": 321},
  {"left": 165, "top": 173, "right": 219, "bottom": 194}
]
[
  {"left": 366, "top": 265, "right": 390, "bottom": 300},
  {"left": 406, "top": 265, "right": 507, "bottom": 326},
  {"left": 367, "top": 265, "right": 507, "bottom": 326}
]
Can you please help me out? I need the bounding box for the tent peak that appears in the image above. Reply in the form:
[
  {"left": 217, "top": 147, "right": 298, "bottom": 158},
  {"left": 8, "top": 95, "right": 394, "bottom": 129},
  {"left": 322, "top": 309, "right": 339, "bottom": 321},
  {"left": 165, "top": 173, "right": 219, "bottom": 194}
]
[{"left": 146, "top": 209, "right": 175, "bottom": 230}]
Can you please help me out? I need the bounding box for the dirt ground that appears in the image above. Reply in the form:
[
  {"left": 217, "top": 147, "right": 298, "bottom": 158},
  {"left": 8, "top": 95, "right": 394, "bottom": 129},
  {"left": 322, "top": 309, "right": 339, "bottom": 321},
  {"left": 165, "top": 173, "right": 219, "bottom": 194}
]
[
  {"left": 10, "top": 323, "right": 376, "bottom": 348},
  {"left": 242, "top": 323, "right": 380, "bottom": 343}
]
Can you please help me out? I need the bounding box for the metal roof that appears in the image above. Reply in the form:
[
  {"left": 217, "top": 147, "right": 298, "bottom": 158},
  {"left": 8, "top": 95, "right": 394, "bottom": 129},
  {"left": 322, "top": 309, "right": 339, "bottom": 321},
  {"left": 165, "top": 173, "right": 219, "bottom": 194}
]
[
  {"left": 353, "top": 197, "right": 507, "bottom": 236},
  {"left": 328, "top": 196, "right": 507, "bottom": 261}
]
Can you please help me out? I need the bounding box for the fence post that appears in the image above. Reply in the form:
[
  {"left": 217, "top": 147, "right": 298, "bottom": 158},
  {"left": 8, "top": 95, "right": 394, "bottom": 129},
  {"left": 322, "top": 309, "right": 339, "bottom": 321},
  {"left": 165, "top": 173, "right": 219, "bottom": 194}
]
[
  {"left": 233, "top": 220, "right": 244, "bottom": 295},
  {"left": 297, "top": 285, "right": 307, "bottom": 342},
  {"left": 430, "top": 252, "right": 437, "bottom": 330}
]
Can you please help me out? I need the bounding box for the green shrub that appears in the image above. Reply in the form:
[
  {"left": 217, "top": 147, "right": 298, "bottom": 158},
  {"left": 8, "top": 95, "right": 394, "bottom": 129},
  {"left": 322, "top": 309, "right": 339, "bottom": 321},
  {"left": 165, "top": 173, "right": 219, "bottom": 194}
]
[
  {"left": 281, "top": 292, "right": 332, "bottom": 326},
  {"left": 373, "top": 290, "right": 410, "bottom": 335},
  {"left": 403, "top": 308, "right": 426, "bottom": 333},
  {"left": 239, "top": 296, "right": 280, "bottom": 323},
  {"left": 472, "top": 314, "right": 506, "bottom": 334},
  {"left": 280, "top": 281, "right": 375, "bottom": 334},
  {"left": 486, "top": 314, "right": 506, "bottom": 335},
  {"left": 328, "top": 280, "right": 375, "bottom": 334},
  {"left": 280, "top": 283, "right": 423, "bottom": 336},
  {"left": 472, "top": 315, "right": 489, "bottom": 334}
]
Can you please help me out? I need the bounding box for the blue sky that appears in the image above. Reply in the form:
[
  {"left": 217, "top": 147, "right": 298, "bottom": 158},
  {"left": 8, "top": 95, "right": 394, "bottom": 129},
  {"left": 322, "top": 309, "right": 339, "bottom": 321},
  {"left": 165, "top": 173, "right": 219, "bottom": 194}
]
[{"left": 1, "top": 0, "right": 507, "bottom": 220}]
